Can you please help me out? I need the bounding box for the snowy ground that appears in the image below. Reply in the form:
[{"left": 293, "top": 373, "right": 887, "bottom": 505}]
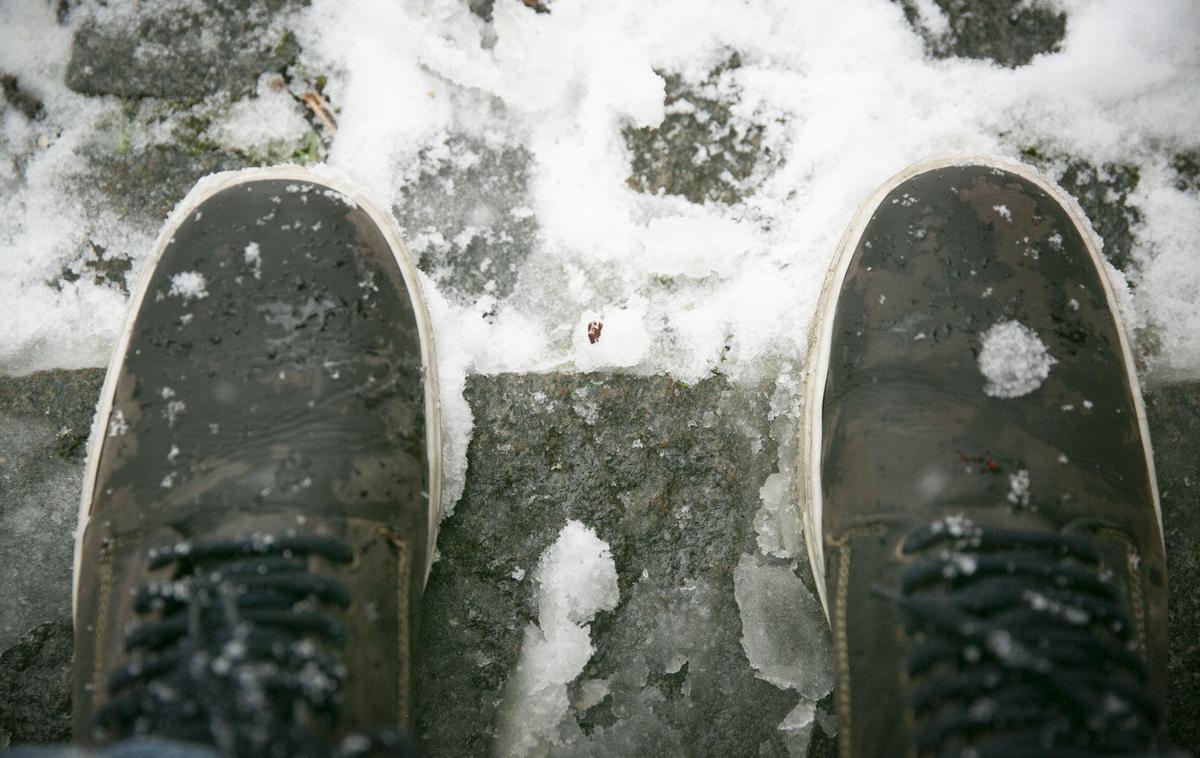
[{"left": 1, "top": 0, "right": 1199, "bottom": 755}]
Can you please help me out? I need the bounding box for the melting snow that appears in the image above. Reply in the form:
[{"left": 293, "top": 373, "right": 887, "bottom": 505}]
[
  {"left": 978, "top": 320, "right": 1056, "bottom": 398},
  {"left": 496, "top": 520, "right": 618, "bottom": 757}
]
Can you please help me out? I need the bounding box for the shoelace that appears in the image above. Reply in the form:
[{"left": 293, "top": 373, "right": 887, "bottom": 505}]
[
  {"left": 888, "top": 515, "right": 1160, "bottom": 757},
  {"left": 94, "top": 533, "right": 414, "bottom": 757}
]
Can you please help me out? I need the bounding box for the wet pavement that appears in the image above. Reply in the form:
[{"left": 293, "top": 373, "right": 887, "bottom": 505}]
[{"left": 1, "top": 0, "right": 1197, "bottom": 754}]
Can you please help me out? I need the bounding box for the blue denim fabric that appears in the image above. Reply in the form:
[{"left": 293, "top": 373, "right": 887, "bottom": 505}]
[{"left": 7, "top": 738, "right": 219, "bottom": 758}]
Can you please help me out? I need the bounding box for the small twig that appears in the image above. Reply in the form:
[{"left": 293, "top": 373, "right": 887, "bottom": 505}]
[{"left": 302, "top": 91, "right": 338, "bottom": 136}]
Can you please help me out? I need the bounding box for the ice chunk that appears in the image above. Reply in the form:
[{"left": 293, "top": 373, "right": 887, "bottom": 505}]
[
  {"left": 733, "top": 553, "right": 833, "bottom": 701},
  {"left": 497, "top": 521, "right": 619, "bottom": 757},
  {"left": 571, "top": 678, "right": 610, "bottom": 711},
  {"left": 778, "top": 700, "right": 817, "bottom": 758},
  {"left": 978, "top": 320, "right": 1056, "bottom": 398},
  {"left": 753, "top": 472, "right": 803, "bottom": 559}
]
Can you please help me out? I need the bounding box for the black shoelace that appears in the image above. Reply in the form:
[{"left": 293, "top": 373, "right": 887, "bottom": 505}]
[
  {"left": 889, "top": 515, "right": 1160, "bottom": 757},
  {"left": 95, "top": 533, "right": 415, "bottom": 758}
]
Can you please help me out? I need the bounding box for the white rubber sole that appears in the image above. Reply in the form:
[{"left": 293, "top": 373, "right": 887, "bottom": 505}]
[
  {"left": 71, "top": 164, "right": 444, "bottom": 619},
  {"left": 798, "top": 154, "right": 1164, "bottom": 622}
]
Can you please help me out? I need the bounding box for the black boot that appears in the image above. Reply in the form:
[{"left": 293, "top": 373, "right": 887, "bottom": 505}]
[
  {"left": 801, "top": 158, "right": 1167, "bottom": 756},
  {"left": 71, "top": 167, "right": 441, "bottom": 757}
]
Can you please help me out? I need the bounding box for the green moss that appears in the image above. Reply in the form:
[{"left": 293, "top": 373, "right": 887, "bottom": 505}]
[{"left": 291, "top": 130, "right": 321, "bottom": 164}]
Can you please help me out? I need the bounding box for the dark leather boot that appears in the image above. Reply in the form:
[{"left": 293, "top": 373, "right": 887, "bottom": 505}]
[
  {"left": 71, "top": 167, "right": 441, "bottom": 757},
  {"left": 801, "top": 158, "right": 1167, "bottom": 757}
]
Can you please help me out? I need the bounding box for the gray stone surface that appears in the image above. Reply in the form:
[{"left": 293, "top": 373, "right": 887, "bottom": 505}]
[
  {"left": 896, "top": 0, "right": 1067, "bottom": 68},
  {"left": 1019, "top": 150, "right": 1144, "bottom": 274},
  {"left": 624, "top": 54, "right": 775, "bottom": 206},
  {"left": 0, "top": 622, "right": 73, "bottom": 749},
  {"left": 0, "top": 413, "right": 81, "bottom": 652},
  {"left": 395, "top": 137, "right": 538, "bottom": 304},
  {"left": 1147, "top": 383, "right": 1200, "bottom": 752},
  {"left": 415, "top": 374, "right": 826, "bottom": 757},
  {"left": 65, "top": 0, "right": 302, "bottom": 100},
  {"left": 0, "top": 369, "right": 102, "bottom": 749},
  {"left": 88, "top": 143, "right": 251, "bottom": 228}
]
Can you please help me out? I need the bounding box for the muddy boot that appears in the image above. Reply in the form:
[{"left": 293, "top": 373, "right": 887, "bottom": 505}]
[
  {"left": 71, "top": 167, "right": 441, "bottom": 757},
  {"left": 801, "top": 158, "right": 1167, "bottom": 756}
]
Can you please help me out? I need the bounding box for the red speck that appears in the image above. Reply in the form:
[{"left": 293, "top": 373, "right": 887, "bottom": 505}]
[
  {"left": 986, "top": 460, "right": 1000, "bottom": 472},
  {"left": 587, "top": 320, "right": 603, "bottom": 344}
]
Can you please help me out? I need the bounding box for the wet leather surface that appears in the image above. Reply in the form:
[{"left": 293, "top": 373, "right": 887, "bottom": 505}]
[
  {"left": 819, "top": 166, "right": 1167, "bottom": 755},
  {"left": 73, "top": 180, "right": 428, "bottom": 739}
]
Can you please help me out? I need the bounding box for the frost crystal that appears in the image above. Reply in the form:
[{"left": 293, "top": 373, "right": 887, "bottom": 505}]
[
  {"left": 164, "top": 399, "right": 186, "bottom": 427},
  {"left": 168, "top": 271, "right": 209, "bottom": 300},
  {"left": 107, "top": 409, "right": 128, "bottom": 437},
  {"left": 243, "top": 242, "right": 262, "bottom": 279},
  {"left": 978, "top": 320, "right": 1057, "bottom": 398},
  {"left": 1007, "top": 469, "right": 1031, "bottom": 508}
]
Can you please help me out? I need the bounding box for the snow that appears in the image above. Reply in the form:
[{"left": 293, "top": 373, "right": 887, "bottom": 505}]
[
  {"left": 978, "top": 320, "right": 1056, "bottom": 398},
  {"left": 206, "top": 74, "right": 311, "bottom": 156},
  {"left": 243, "top": 242, "right": 262, "bottom": 279},
  {"left": 641, "top": 215, "right": 755, "bottom": 278},
  {"left": 168, "top": 271, "right": 209, "bottom": 301},
  {"left": 910, "top": 0, "right": 950, "bottom": 38},
  {"left": 106, "top": 409, "right": 128, "bottom": 437},
  {"left": 1007, "top": 468, "right": 1032, "bottom": 508},
  {"left": 571, "top": 304, "right": 651, "bottom": 371},
  {"left": 496, "top": 520, "right": 618, "bottom": 757}
]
